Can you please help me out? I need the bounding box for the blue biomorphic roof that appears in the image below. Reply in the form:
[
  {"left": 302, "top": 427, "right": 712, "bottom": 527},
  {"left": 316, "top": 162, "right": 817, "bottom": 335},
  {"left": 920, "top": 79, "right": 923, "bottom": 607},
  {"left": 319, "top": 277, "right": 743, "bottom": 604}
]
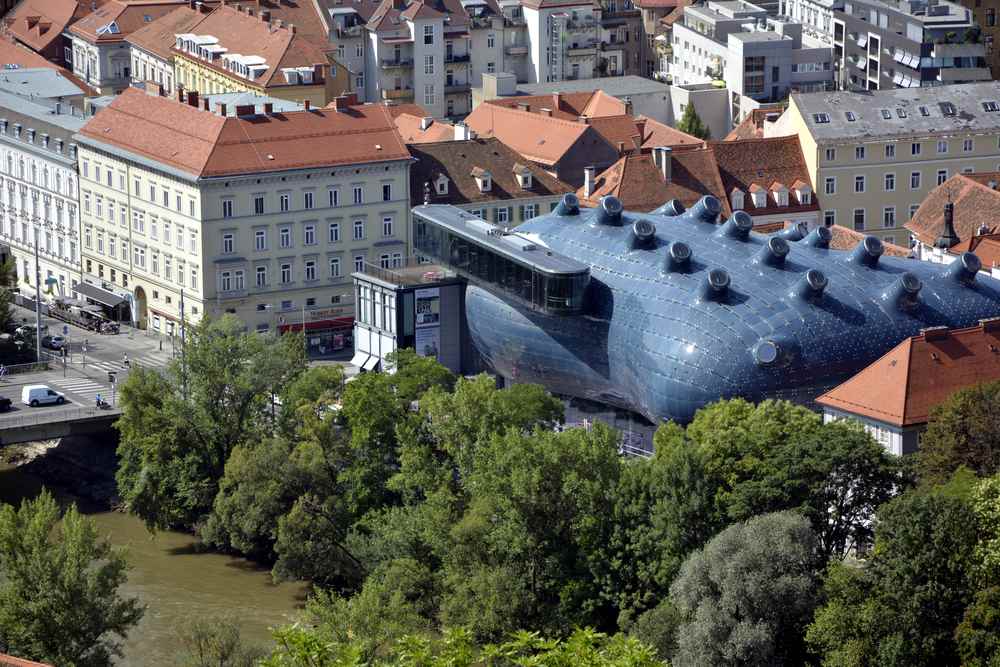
[{"left": 463, "top": 194, "right": 1000, "bottom": 423}]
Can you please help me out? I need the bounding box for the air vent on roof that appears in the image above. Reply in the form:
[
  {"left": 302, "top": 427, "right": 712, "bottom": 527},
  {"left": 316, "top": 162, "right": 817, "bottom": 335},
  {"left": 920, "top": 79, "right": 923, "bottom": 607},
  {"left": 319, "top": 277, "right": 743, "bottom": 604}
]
[
  {"left": 880, "top": 109, "right": 891, "bottom": 120},
  {"left": 940, "top": 102, "right": 956, "bottom": 116},
  {"left": 983, "top": 101, "right": 999, "bottom": 112},
  {"left": 845, "top": 111, "right": 856, "bottom": 121},
  {"left": 919, "top": 105, "right": 930, "bottom": 116},
  {"left": 896, "top": 108, "right": 907, "bottom": 118},
  {"left": 2, "top": 64, "right": 18, "bottom": 70},
  {"left": 812, "top": 113, "right": 831, "bottom": 124}
]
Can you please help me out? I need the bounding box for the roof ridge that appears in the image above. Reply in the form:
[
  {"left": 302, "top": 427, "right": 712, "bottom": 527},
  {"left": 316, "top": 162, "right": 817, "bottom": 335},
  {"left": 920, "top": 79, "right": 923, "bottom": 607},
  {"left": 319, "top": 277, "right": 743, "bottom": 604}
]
[
  {"left": 486, "top": 103, "right": 591, "bottom": 131},
  {"left": 899, "top": 337, "right": 916, "bottom": 424}
]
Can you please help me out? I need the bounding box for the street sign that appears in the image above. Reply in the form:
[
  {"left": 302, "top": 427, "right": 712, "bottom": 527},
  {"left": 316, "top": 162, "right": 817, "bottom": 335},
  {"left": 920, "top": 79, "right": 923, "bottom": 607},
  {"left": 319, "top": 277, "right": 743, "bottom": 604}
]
[
  {"left": 108, "top": 371, "right": 117, "bottom": 384},
  {"left": 62, "top": 325, "right": 68, "bottom": 335}
]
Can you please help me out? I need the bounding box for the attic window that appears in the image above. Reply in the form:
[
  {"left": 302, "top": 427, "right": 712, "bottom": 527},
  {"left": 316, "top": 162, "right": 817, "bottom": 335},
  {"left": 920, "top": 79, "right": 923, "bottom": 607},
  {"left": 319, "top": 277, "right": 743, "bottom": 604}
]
[
  {"left": 514, "top": 167, "right": 532, "bottom": 189},
  {"left": 750, "top": 188, "right": 766, "bottom": 208},
  {"left": 880, "top": 109, "right": 891, "bottom": 120},
  {"left": 774, "top": 187, "right": 789, "bottom": 207},
  {"left": 983, "top": 101, "right": 1000, "bottom": 112},
  {"left": 896, "top": 108, "right": 906, "bottom": 118},
  {"left": 845, "top": 111, "right": 857, "bottom": 121},
  {"left": 795, "top": 184, "right": 812, "bottom": 205},
  {"left": 730, "top": 189, "right": 744, "bottom": 210},
  {"left": 143, "top": 14, "right": 152, "bottom": 22},
  {"left": 472, "top": 169, "right": 492, "bottom": 193},
  {"left": 812, "top": 113, "right": 830, "bottom": 124},
  {"left": 919, "top": 105, "right": 930, "bottom": 116},
  {"left": 940, "top": 102, "right": 956, "bottom": 116},
  {"left": 435, "top": 174, "right": 449, "bottom": 195}
]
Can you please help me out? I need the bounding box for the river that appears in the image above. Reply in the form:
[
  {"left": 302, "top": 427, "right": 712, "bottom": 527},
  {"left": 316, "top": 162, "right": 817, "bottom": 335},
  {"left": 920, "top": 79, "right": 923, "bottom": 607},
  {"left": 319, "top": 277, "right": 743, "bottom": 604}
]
[{"left": 0, "top": 453, "right": 308, "bottom": 665}]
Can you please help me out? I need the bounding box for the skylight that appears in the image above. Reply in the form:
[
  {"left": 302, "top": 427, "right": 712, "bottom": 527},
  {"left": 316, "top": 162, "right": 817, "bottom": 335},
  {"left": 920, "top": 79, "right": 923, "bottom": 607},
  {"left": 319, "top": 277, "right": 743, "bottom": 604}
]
[
  {"left": 880, "top": 109, "right": 891, "bottom": 120},
  {"left": 983, "top": 101, "right": 999, "bottom": 112},
  {"left": 813, "top": 113, "right": 831, "bottom": 124},
  {"left": 896, "top": 108, "right": 906, "bottom": 118},
  {"left": 919, "top": 105, "right": 930, "bottom": 116},
  {"left": 940, "top": 102, "right": 956, "bottom": 116},
  {"left": 845, "top": 111, "right": 857, "bottom": 121}
]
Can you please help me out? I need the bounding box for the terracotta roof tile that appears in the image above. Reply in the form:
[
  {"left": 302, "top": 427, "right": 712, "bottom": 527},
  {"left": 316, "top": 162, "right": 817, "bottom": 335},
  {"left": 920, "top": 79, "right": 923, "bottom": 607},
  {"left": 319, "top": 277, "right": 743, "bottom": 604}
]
[
  {"left": 125, "top": 4, "right": 208, "bottom": 60},
  {"left": 78, "top": 87, "right": 409, "bottom": 178},
  {"left": 0, "top": 654, "right": 53, "bottom": 667},
  {"left": 409, "top": 137, "right": 573, "bottom": 206},
  {"left": 577, "top": 148, "right": 731, "bottom": 214},
  {"left": 483, "top": 92, "right": 601, "bottom": 120},
  {"left": 0, "top": 32, "right": 97, "bottom": 96},
  {"left": 827, "top": 224, "right": 911, "bottom": 256},
  {"left": 711, "top": 135, "right": 820, "bottom": 216},
  {"left": 581, "top": 89, "right": 629, "bottom": 117},
  {"left": 905, "top": 172, "right": 1000, "bottom": 247},
  {"left": 69, "top": 0, "right": 187, "bottom": 42},
  {"left": 394, "top": 113, "right": 454, "bottom": 143},
  {"left": 638, "top": 115, "right": 703, "bottom": 150},
  {"left": 817, "top": 320, "right": 1000, "bottom": 426},
  {"left": 465, "top": 103, "right": 596, "bottom": 165},
  {"left": 950, "top": 233, "right": 1000, "bottom": 268},
  {"left": 228, "top": 0, "right": 330, "bottom": 43},
  {"left": 4, "top": 0, "right": 84, "bottom": 54}
]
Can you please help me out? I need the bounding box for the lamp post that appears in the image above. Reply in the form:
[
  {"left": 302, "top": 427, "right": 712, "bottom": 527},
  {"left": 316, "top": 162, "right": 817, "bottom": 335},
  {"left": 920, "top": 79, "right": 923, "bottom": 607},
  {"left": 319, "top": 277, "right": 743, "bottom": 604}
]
[{"left": 30, "top": 219, "right": 56, "bottom": 363}]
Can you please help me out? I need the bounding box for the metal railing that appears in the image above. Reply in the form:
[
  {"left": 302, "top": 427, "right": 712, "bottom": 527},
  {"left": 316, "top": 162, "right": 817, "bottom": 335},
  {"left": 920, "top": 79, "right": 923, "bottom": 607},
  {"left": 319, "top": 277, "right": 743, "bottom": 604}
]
[
  {"left": 0, "top": 405, "right": 120, "bottom": 430},
  {"left": 0, "top": 361, "right": 50, "bottom": 375}
]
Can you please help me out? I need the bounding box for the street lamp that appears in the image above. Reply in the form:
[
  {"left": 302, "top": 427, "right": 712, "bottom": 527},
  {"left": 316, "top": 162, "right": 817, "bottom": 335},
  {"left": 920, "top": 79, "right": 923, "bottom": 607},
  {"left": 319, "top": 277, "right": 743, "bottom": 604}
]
[{"left": 30, "top": 218, "right": 56, "bottom": 363}]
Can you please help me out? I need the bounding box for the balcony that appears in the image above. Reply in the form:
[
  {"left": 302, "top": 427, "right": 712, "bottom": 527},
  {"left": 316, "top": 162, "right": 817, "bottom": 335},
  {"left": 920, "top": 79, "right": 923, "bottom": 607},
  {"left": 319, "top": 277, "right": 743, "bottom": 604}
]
[
  {"left": 382, "top": 87, "right": 414, "bottom": 100},
  {"left": 445, "top": 82, "right": 471, "bottom": 94},
  {"left": 504, "top": 15, "right": 526, "bottom": 26},
  {"left": 567, "top": 43, "right": 599, "bottom": 56},
  {"left": 444, "top": 53, "right": 470, "bottom": 63},
  {"left": 937, "top": 66, "right": 991, "bottom": 82},
  {"left": 469, "top": 15, "right": 495, "bottom": 29},
  {"left": 380, "top": 58, "right": 413, "bottom": 68},
  {"left": 931, "top": 42, "right": 985, "bottom": 59},
  {"left": 505, "top": 44, "right": 529, "bottom": 56},
  {"left": 336, "top": 24, "right": 363, "bottom": 38}
]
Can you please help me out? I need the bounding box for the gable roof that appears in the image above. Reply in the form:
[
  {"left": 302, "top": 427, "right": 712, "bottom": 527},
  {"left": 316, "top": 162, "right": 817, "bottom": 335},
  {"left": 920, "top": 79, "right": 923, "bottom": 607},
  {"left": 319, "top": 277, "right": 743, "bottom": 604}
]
[
  {"left": 69, "top": 0, "right": 186, "bottom": 43},
  {"left": 905, "top": 172, "right": 1000, "bottom": 247},
  {"left": 77, "top": 87, "right": 408, "bottom": 179},
  {"left": 949, "top": 232, "right": 1000, "bottom": 268},
  {"left": 0, "top": 653, "right": 54, "bottom": 667},
  {"left": 578, "top": 149, "right": 731, "bottom": 214},
  {"left": 227, "top": 0, "right": 330, "bottom": 44},
  {"left": 394, "top": 113, "right": 455, "bottom": 143},
  {"left": 483, "top": 91, "right": 607, "bottom": 120},
  {"left": 409, "top": 137, "right": 573, "bottom": 206},
  {"left": 827, "top": 224, "right": 912, "bottom": 257},
  {"left": 816, "top": 320, "right": 1000, "bottom": 427},
  {"left": 125, "top": 3, "right": 208, "bottom": 60},
  {"left": 465, "top": 103, "right": 600, "bottom": 166},
  {"left": 3, "top": 0, "right": 85, "bottom": 53},
  {"left": 711, "top": 135, "right": 820, "bottom": 215}
]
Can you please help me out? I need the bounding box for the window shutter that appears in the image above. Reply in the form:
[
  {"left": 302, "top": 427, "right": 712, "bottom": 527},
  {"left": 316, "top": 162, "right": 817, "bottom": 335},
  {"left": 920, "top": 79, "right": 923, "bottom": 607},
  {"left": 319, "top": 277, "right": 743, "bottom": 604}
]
[
  {"left": 492, "top": 207, "right": 499, "bottom": 222},
  {"left": 519, "top": 205, "right": 525, "bottom": 221}
]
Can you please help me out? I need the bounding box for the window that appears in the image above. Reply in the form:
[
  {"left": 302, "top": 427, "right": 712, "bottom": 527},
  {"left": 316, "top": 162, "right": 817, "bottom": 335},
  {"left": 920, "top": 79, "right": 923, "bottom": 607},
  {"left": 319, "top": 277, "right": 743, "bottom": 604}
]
[
  {"left": 354, "top": 255, "right": 364, "bottom": 272},
  {"left": 164, "top": 222, "right": 171, "bottom": 244},
  {"left": 304, "top": 191, "right": 314, "bottom": 209},
  {"left": 937, "top": 139, "right": 948, "bottom": 154},
  {"left": 880, "top": 109, "right": 892, "bottom": 120},
  {"left": 380, "top": 253, "right": 391, "bottom": 269},
  {"left": 853, "top": 208, "right": 865, "bottom": 231},
  {"left": 910, "top": 171, "right": 921, "bottom": 189},
  {"left": 132, "top": 211, "right": 144, "bottom": 233},
  {"left": 497, "top": 207, "right": 510, "bottom": 224},
  {"left": 235, "top": 270, "right": 244, "bottom": 291},
  {"left": 963, "top": 138, "right": 974, "bottom": 153},
  {"left": 253, "top": 194, "right": 265, "bottom": 215},
  {"left": 162, "top": 188, "right": 169, "bottom": 207},
  {"left": 329, "top": 188, "right": 340, "bottom": 207},
  {"left": 176, "top": 193, "right": 181, "bottom": 211},
  {"left": 984, "top": 101, "right": 1000, "bottom": 112},
  {"left": 423, "top": 24, "right": 434, "bottom": 44},
  {"left": 845, "top": 111, "right": 857, "bottom": 121},
  {"left": 884, "top": 173, "right": 895, "bottom": 192},
  {"left": 256, "top": 266, "right": 267, "bottom": 287},
  {"left": 220, "top": 271, "right": 232, "bottom": 292},
  {"left": 222, "top": 199, "right": 234, "bottom": 218},
  {"left": 424, "top": 55, "right": 434, "bottom": 75},
  {"left": 330, "top": 257, "right": 341, "bottom": 278},
  {"left": 937, "top": 169, "right": 948, "bottom": 185},
  {"left": 911, "top": 142, "right": 921, "bottom": 156},
  {"left": 280, "top": 226, "right": 292, "bottom": 248},
  {"left": 382, "top": 184, "right": 391, "bottom": 202},
  {"left": 885, "top": 144, "right": 895, "bottom": 159},
  {"left": 279, "top": 193, "right": 290, "bottom": 212},
  {"left": 329, "top": 222, "right": 340, "bottom": 243},
  {"left": 304, "top": 224, "right": 316, "bottom": 245},
  {"left": 222, "top": 232, "right": 234, "bottom": 254},
  {"left": 353, "top": 219, "right": 364, "bottom": 240},
  {"left": 813, "top": 113, "right": 831, "bottom": 123},
  {"left": 909, "top": 204, "right": 920, "bottom": 219},
  {"left": 424, "top": 84, "right": 435, "bottom": 106},
  {"left": 854, "top": 175, "right": 865, "bottom": 193},
  {"left": 280, "top": 263, "right": 291, "bottom": 283},
  {"left": 382, "top": 216, "right": 393, "bottom": 237},
  {"left": 353, "top": 186, "right": 363, "bottom": 204},
  {"left": 190, "top": 267, "right": 197, "bottom": 289},
  {"left": 254, "top": 229, "right": 266, "bottom": 251},
  {"left": 524, "top": 204, "right": 538, "bottom": 219},
  {"left": 149, "top": 184, "right": 156, "bottom": 202},
  {"left": 825, "top": 147, "right": 836, "bottom": 161},
  {"left": 824, "top": 177, "right": 835, "bottom": 195},
  {"left": 823, "top": 210, "right": 835, "bottom": 227},
  {"left": 305, "top": 260, "right": 316, "bottom": 281},
  {"left": 487, "top": 62, "right": 496, "bottom": 74},
  {"left": 134, "top": 246, "right": 146, "bottom": 269},
  {"left": 883, "top": 206, "right": 896, "bottom": 228},
  {"left": 855, "top": 145, "right": 866, "bottom": 160},
  {"left": 189, "top": 230, "right": 196, "bottom": 253}
]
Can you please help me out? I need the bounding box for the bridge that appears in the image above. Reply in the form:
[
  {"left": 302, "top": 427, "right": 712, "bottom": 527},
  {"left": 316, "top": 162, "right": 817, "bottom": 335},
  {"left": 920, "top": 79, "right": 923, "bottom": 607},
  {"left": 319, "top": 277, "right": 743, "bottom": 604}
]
[{"left": 0, "top": 405, "right": 121, "bottom": 446}]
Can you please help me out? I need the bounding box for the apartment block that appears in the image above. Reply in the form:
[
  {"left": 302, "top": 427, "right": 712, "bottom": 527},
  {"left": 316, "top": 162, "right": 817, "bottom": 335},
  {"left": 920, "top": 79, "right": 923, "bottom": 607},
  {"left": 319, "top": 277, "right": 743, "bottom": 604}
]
[
  {"left": 126, "top": 2, "right": 212, "bottom": 95},
  {"left": 767, "top": 81, "right": 1000, "bottom": 247},
  {"left": 74, "top": 88, "right": 410, "bottom": 345}
]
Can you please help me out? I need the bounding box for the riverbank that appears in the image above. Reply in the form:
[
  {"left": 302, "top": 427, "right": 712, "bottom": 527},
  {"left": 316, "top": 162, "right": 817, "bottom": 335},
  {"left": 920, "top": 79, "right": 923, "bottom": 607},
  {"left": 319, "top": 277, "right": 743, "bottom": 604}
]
[{"left": 0, "top": 434, "right": 307, "bottom": 665}]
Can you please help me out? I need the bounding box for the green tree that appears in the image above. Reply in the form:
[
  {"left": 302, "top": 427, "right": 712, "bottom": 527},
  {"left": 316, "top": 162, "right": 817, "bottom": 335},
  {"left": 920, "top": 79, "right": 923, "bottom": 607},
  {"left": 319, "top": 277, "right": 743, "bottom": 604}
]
[
  {"left": 807, "top": 490, "right": 980, "bottom": 666},
  {"left": 115, "top": 315, "right": 307, "bottom": 531},
  {"left": 669, "top": 511, "right": 820, "bottom": 667},
  {"left": 677, "top": 103, "right": 711, "bottom": 140},
  {"left": 0, "top": 490, "right": 144, "bottom": 666},
  {"left": 627, "top": 599, "right": 682, "bottom": 662},
  {"left": 918, "top": 380, "right": 1000, "bottom": 484},
  {"left": 174, "top": 615, "right": 267, "bottom": 667},
  {"left": 956, "top": 587, "right": 1000, "bottom": 667}
]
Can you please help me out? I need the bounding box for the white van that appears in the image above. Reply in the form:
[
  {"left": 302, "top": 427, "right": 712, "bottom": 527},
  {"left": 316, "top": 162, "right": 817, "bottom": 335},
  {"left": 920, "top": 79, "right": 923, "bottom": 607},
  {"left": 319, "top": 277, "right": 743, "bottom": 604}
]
[{"left": 21, "top": 384, "right": 65, "bottom": 407}]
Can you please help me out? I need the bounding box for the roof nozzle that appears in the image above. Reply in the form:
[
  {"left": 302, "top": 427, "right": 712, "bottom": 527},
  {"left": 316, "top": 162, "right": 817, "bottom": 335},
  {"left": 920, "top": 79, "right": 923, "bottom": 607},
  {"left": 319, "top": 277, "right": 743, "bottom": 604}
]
[
  {"left": 885, "top": 272, "right": 922, "bottom": 311},
  {"left": 794, "top": 269, "right": 828, "bottom": 302},
  {"left": 944, "top": 251, "right": 981, "bottom": 286},
  {"left": 802, "top": 226, "right": 832, "bottom": 248},
  {"left": 777, "top": 221, "right": 808, "bottom": 242},
  {"left": 653, "top": 199, "right": 686, "bottom": 217},
  {"left": 699, "top": 268, "right": 730, "bottom": 302},
  {"left": 690, "top": 195, "right": 721, "bottom": 223},
  {"left": 754, "top": 339, "right": 783, "bottom": 367},
  {"left": 594, "top": 195, "right": 624, "bottom": 226},
  {"left": 716, "top": 211, "right": 753, "bottom": 240},
  {"left": 554, "top": 192, "right": 580, "bottom": 216},
  {"left": 629, "top": 219, "right": 656, "bottom": 250},
  {"left": 755, "top": 236, "right": 790, "bottom": 267},
  {"left": 849, "top": 235, "right": 883, "bottom": 268},
  {"left": 665, "top": 240, "right": 691, "bottom": 272}
]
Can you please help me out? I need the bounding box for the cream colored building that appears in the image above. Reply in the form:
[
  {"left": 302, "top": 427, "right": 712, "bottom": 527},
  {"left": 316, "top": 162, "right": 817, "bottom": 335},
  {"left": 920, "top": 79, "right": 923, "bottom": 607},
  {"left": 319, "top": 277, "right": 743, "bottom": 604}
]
[
  {"left": 767, "top": 81, "right": 1000, "bottom": 248},
  {"left": 74, "top": 87, "right": 411, "bottom": 349}
]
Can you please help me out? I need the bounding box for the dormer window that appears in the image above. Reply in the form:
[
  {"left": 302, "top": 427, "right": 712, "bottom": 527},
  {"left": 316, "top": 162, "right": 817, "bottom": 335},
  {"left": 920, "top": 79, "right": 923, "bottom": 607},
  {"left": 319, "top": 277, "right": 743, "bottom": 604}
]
[
  {"left": 471, "top": 167, "right": 492, "bottom": 193},
  {"left": 792, "top": 181, "right": 812, "bottom": 205},
  {"left": 513, "top": 164, "right": 532, "bottom": 189},
  {"left": 26, "top": 129, "right": 35, "bottom": 143},
  {"left": 435, "top": 174, "right": 449, "bottom": 195},
  {"left": 770, "top": 182, "right": 789, "bottom": 207},
  {"left": 749, "top": 185, "right": 766, "bottom": 208},
  {"left": 730, "top": 188, "right": 744, "bottom": 211}
]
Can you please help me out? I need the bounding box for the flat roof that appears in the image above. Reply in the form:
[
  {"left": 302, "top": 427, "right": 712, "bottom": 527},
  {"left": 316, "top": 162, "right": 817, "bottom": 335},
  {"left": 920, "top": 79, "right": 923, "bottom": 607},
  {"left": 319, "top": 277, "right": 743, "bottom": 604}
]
[
  {"left": 515, "top": 75, "right": 671, "bottom": 96},
  {"left": 0, "top": 67, "right": 84, "bottom": 99},
  {"left": 413, "top": 204, "right": 590, "bottom": 275},
  {"left": 794, "top": 80, "right": 1000, "bottom": 141}
]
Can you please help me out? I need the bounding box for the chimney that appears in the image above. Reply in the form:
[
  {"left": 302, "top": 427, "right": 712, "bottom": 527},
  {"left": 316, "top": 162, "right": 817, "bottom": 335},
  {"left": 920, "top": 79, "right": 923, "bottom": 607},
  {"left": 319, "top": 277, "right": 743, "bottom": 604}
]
[
  {"left": 630, "top": 134, "right": 642, "bottom": 152},
  {"left": 576, "top": 114, "right": 587, "bottom": 123},
  {"left": 420, "top": 116, "right": 433, "bottom": 130},
  {"left": 264, "top": 102, "right": 274, "bottom": 114},
  {"left": 186, "top": 90, "right": 199, "bottom": 107},
  {"left": 144, "top": 82, "right": 163, "bottom": 97},
  {"left": 288, "top": 22, "right": 296, "bottom": 33},
  {"left": 539, "top": 107, "right": 551, "bottom": 116},
  {"left": 247, "top": 6, "right": 254, "bottom": 15},
  {"left": 635, "top": 119, "right": 646, "bottom": 141},
  {"left": 584, "top": 165, "right": 596, "bottom": 198},
  {"left": 935, "top": 201, "right": 960, "bottom": 249},
  {"left": 304, "top": 99, "right": 311, "bottom": 110},
  {"left": 313, "top": 63, "right": 324, "bottom": 83},
  {"left": 617, "top": 141, "right": 626, "bottom": 155},
  {"left": 331, "top": 93, "right": 358, "bottom": 112},
  {"left": 625, "top": 99, "right": 633, "bottom": 116},
  {"left": 654, "top": 146, "right": 672, "bottom": 182},
  {"left": 454, "top": 121, "right": 472, "bottom": 140},
  {"left": 260, "top": 8, "right": 270, "bottom": 21},
  {"left": 552, "top": 92, "right": 561, "bottom": 110},
  {"left": 921, "top": 325, "right": 950, "bottom": 341},
  {"left": 188, "top": 0, "right": 196, "bottom": 8},
  {"left": 215, "top": 101, "right": 228, "bottom": 116}
]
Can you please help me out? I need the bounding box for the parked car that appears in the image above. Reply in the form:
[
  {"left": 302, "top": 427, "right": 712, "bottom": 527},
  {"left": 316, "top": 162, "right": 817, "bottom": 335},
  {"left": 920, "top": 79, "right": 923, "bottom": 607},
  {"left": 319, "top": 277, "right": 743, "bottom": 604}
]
[
  {"left": 15, "top": 323, "right": 47, "bottom": 338},
  {"left": 0, "top": 396, "right": 11, "bottom": 412},
  {"left": 41, "top": 335, "right": 65, "bottom": 350},
  {"left": 21, "top": 384, "right": 65, "bottom": 407}
]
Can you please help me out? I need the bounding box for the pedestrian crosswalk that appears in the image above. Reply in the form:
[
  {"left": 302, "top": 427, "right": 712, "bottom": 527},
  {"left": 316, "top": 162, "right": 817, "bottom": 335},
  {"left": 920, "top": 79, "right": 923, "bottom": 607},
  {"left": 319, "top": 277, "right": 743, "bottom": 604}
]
[
  {"left": 50, "top": 376, "right": 107, "bottom": 404},
  {"left": 73, "top": 355, "right": 170, "bottom": 373}
]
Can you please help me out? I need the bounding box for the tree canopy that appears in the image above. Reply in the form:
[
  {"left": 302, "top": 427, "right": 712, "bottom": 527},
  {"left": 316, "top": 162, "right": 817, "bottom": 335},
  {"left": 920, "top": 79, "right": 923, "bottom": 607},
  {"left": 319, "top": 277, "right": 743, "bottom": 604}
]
[{"left": 918, "top": 380, "right": 1000, "bottom": 484}]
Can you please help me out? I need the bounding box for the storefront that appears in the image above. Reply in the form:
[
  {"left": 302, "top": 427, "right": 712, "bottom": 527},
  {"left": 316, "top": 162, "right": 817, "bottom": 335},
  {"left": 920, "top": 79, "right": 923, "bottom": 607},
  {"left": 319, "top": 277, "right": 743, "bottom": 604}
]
[{"left": 278, "top": 309, "right": 354, "bottom": 356}]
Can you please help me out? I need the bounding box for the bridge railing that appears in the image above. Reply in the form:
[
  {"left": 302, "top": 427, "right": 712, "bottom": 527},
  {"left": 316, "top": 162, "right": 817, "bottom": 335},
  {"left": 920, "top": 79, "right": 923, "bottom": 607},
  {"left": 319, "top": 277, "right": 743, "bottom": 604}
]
[
  {"left": 1, "top": 361, "right": 50, "bottom": 375},
  {"left": 0, "top": 405, "right": 120, "bottom": 430}
]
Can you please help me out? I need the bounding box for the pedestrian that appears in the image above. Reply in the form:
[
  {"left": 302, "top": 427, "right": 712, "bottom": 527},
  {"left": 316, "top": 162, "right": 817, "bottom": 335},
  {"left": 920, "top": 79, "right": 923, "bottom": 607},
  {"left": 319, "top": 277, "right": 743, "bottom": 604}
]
[
  {"left": 0, "top": 364, "right": 7, "bottom": 381},
  {"left": 95, "top": 393, "right": 102, "bottom": 408},
  {"left": 122, "top": 353, "right": 130, "bottom": 368}
]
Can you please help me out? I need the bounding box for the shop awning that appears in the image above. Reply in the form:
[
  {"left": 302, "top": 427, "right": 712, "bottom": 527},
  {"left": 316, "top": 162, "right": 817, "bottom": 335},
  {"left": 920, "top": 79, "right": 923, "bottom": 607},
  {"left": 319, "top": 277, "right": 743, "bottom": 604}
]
[
  {"left": 74, "top": 282, "right": 125, "bottom": 308},
  {"left": 362, "top": 355, "right": 381, "bottom": 372},
  {"left": 278, "top": 316, "right": 354, "bottom": 334},
  {"left": 350, "top": 351, "right": 370, "bottom": 368}
]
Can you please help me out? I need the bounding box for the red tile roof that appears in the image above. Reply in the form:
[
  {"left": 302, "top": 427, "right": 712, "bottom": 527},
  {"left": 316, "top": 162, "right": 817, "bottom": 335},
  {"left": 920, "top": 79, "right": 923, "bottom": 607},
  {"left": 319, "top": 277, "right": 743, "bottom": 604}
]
[
  {"left": 826, "top": 224, "right": 912, "bottom": 256},
  {"left": 483, "top": 91, "right": 610, "bottom": 120},
  {"left": 577, "top": 148, "right": 731, "bottom": 214},
  {"left": 905, "top": 172, "right": 1000, "bottom": 247},
  {"left": 3, "top": 0, "right": 86, "bottom": 54},
  {"left": 394, "top": 113, "right": 455, "bottom": 143},
  {"left": 0, "top": 654, "right": 53, "bottom": 667},
  {"left": 723, "top": 106, "right": 785, "bottom": 141},
  {"left": 0, "top": 32, "right": 96, "bottom": 96},
  {"left": 711, "top": 135, "right": 820, "bottom": 216},
  {"left": 125, "top": 3, "right": 210, "bottom": 60},
  {"left": 78, "top": 87, "right": 409, "bottom": 178},
  {"left": 638, "top": 115, "right": 703, "bottom": 150},
  {"left": 69, "top": 0, "right": 186, "bottom": 43},
  {"left": 950, "top": 233, "right": 1000, "bottom": 269},
  {"left": 816, "top": 319, "right": 1000, "bottom": 427},
  {"left": 465, "top": 102, "right": 601, "bottom": 166},
  {"left": 228, "top": 0, "right": 330, "bottom": 43}
]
